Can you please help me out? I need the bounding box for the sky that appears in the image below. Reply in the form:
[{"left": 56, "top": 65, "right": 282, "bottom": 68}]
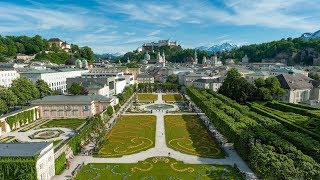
[{"left": 0, "top": 0, "right": 319, "bottom": 54}]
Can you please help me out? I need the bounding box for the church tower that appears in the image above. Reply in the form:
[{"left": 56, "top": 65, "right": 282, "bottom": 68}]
[
  {"left": 194, "top": 51, "right": 198, "bottom": 64},
  {"left": 202, "top": 56, "right": 207, "bottom": 64},
  {"left": 157, "top": 51, "right": 163, "bottom": 63}
]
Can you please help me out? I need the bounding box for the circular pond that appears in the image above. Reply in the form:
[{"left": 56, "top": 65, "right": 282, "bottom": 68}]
[{"left": 146, "top": 104, "right": 174, "bottom": 110}]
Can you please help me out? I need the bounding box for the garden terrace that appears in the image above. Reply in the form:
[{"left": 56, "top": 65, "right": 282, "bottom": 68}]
[
  {"left": 97, "top": 115, "right": 156, "bottom": 157},
  {"left": 74, "top": 157, "right": 243, "bottom": 180},
  {"left": 186, "top": 87, "right": 320, "bottom": 179},
  {"left": 164, "top": 115, "right": 224, "bottom": 158},
  {"left": 40, "top": 118, "right": 87, "bottom": 130},
  {"left": 162, "top": 94, "right": 183, "bottom": 102},
  {"left": 137, "top": 94, "right": 158, "bottom": 102}
]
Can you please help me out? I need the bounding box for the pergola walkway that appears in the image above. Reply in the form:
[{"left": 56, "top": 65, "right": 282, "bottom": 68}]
[{"left": 54, "top": 93, "right": 258, "bottom": 180}]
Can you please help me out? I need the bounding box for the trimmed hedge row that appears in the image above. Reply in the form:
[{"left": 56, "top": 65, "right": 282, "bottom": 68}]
[
  {"left": 280, "top": 101, "right": 320, "bottom": 110},
  {"left": 266, "top": 101, "right": 320, "bottom": 118},
  {"left": 54, "top": 153, "right": 66, "bottom": 175},
  {"left": 250, "top": 103, "right": 320, "bottom": 141},
  {"left": 206, "top": 89, "right": 320, "bottom": 162},
  {"left": 0, "top": 156, "right": 37, "bottom": 180},
  {"left": 187, "top": 87, "right": 320, "bottom": 179}
]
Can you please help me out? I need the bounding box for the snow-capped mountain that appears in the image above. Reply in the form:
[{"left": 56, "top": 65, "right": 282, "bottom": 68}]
[
  {"left": 301, "top": 30, "right": 320, "bottom": 40},
  {"left": 195, "top": 42, "right": 239, "bottom": 53},
  {"left": 94, "top": 52, "right": 124, "bottom": 59}
]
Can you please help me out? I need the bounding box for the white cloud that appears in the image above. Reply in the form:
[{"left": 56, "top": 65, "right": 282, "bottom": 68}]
[
  {"left": 125, "top": 32, "right": 136, "bottom": 36},
  {"left": 0, "top": 2, "right": 101, "bottom": 33},
  {"left": 98, "top": 0, "right": 319, "bottom": 31},
  {"left": 148, "top": 30, "right": 161, "bottom": 36}
]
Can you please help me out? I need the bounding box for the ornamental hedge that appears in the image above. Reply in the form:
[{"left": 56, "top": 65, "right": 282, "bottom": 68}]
[
  {"left": 55, "top": 153, "right": 66, "bottom": 175},
  {"left": 206, "top": 89, "right": 320, "bottom": 162},
  {"left": 5, "top": 108, "right": 36, "bottom": 129},
  {"left": 187, "top": 87, "right": 320, "bottom": 179},
  {"left": 0, "top": 156, "right": 37, "bottom": 180},
  {"left": 266, "top": 101, "right": 320, "bottom": 118}
]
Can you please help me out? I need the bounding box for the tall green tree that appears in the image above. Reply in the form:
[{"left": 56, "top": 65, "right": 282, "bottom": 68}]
[
  {"left": 254, "top": 77, "right": 284, "bottom": 101},
  {"left": 167, "top": 74, "right": 177, "bottom": 83},
  {"left": 0, "top": 99, "right": 7, "bottom": 115},
  {"left": 0, "top": 86, "right": 18, "bottom": 108},
  {"left": 68, "top": 82, "right": 82, "bottom": 95},
  {"left": 218, "top": 68, "right": 256, "bottom": 103},
  {"left": 9, "top": 77, "right": 39, "bottom": 105},
  {"left": 80, "top": 46, "right": 94, "bottom": 62},
  {"left": 35, "top": 80, "right": 52, "bottom": 98},
  {"left": 68, "top": 82, "right": 87, "bottom": 95},
  {"left": 106, "top": 106, "right": 113, "bottom": 116}
]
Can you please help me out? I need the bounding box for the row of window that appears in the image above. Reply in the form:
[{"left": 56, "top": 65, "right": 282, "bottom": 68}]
[{"left": 44, "top": 105, "right": 90, "bottom": 110}]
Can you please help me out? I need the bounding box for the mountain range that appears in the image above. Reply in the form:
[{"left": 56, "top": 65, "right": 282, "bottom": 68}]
[
  {"left": 94, "top": 52, "right": 124, "bottom": 59},
  {"left": 195, "top": 42, "right": 240, "bottom": 53},
  {"left": 301, "top": 30, "right": 320, "bottom": 40}
]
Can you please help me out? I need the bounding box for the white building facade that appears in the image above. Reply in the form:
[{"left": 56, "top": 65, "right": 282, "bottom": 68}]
[
  {"left": 20, "top": 69, "right": 88, "bottom": 93},
  {"left": 0, "top": 70, "right": 20, "bottom": 87}
]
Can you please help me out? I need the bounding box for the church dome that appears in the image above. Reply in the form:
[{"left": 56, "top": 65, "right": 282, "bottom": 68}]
[
  {"left": 75, "top": 59, "right": 82, "bottom": 65},
  {"left": 144, "top": 52, "right": 150, "bottom": 60}
]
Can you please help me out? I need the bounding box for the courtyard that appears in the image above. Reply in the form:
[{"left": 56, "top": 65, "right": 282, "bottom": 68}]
[{"left": 54, "top": 93, "right": 254, "bottom": 180}]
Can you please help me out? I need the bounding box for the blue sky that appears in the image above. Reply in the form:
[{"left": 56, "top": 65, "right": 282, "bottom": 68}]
[{"left": 0, "top": 0, "right": 319, "bottom": 54}]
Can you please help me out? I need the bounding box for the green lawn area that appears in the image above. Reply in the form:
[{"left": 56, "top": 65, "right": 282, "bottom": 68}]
[
  {"left": 74, "top": 157, "right": 242, "bottom": 180},
  {"left": 137, "top": 93, "right": 158, "bottom": 101},
  {"left": 40, "top": 118, "right": 87, "bottom": 129},
  {"left": 52, "top": 139, "right": 63, "bottom": 146},
  {"left": 165, "top": 115, "right": 224, "bottom": 158},
  {"left": 162, "top": 94, "right": 183, "bottom": 102},
  {"left": 97, "top": 115, "right": 156, "bottom": 157}
]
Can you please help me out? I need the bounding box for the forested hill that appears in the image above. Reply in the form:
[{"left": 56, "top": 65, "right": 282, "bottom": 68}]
[
  {"left": 221, "top": 37, "right": 320, "bottom": 66},
  {"left": 0, "top": 35, "right": 94, "bottom": 64}
]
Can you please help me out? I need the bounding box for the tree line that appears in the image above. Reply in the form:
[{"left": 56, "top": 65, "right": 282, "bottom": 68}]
[
  {"left": 0, "top": 35, "right": 94, "bottom": 63},
  {"left": 0, "top": 77, "right": 52, "bottom": 115},
  {"left": 221, "top": 37, "right": 320, "bottom": 65}
]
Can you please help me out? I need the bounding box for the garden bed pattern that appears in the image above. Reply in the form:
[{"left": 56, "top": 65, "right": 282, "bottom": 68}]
[
  {"left": 98, "top": 115, "right": 156, "bottom": 157},
  {"left": 165, "top": 115, "right": 224, "bottom": 158}
]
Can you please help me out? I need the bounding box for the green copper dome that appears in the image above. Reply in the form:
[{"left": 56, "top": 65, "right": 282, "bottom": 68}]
[{"left": 144, "top": 52, "right": 150, "bottom": 60}]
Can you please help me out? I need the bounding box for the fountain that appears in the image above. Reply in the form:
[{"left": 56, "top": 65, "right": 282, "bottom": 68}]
[{"left": 146, "top": 104, "right": 174, "bottom": 110}]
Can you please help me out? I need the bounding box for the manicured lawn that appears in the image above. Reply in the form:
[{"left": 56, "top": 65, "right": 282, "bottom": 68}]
[
  {"left": 165, "top": 115, "right": 224, "bottom": 158},
  {"left": 137, "top": 93, "right": 158, "bottom": 102},
  {"left": 40, "top": 119, "right": 87, "bottom": 129},
  {"left": 97, "top": 115, "right": 156, "bottom": 157},
  {"left": 162, "top": 94, "right": 183, "bottom": 102},
  {"left": 74, "top": 157, "right": 242, "bottom": 180}
]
